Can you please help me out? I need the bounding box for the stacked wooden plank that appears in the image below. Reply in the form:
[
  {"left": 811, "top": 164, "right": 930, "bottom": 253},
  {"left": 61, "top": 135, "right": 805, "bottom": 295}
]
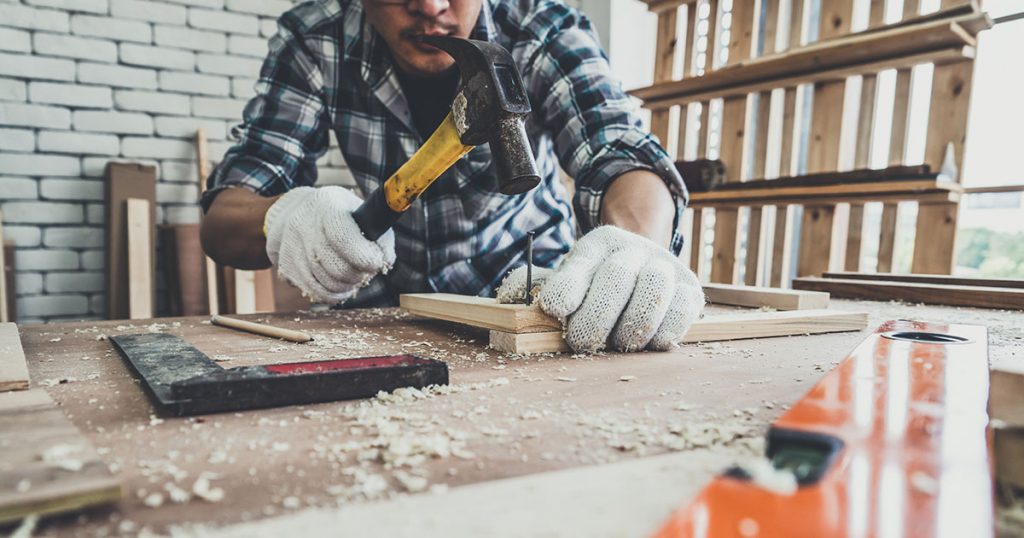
[
  {"left": 0, "top": 323, "right": 121, "bottom": 523},
  {"left": 400, "top": 290, "right": 867, "bottom": 355},
  {"left": 793, "top": 272, "right": 1024, "bottom": 310},
  {"left": 631, "top": 0, "right": 991, "bottom": 284}
]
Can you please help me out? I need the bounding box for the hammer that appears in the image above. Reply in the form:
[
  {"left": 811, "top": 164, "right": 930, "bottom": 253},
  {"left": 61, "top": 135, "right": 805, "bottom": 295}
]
[{"left": 351, "top": 36, "right": 541, "bottom": 240}]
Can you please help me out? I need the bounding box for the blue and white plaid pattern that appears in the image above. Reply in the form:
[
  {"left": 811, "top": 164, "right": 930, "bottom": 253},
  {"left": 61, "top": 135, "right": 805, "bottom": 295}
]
[{"left": 205, "top": 0, "right": 687, "bottom": 307}]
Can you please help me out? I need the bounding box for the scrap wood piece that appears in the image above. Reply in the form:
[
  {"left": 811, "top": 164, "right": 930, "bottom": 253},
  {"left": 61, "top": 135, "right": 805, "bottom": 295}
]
[
  {"left": 105, "top": 162, "right": 156, "bottom": 320},
  {"left": 0, "top": 389, "right": 121, "bottom": 524},
  {"left": 793, "top": 276, "right": 1024, "bottom": 310},
  {"left": 992, "top": 365, "right": 1024, "bottom": 428},
  {"left": 0, "top": 213, "right": 7, "bottom": 323},
  {"left": 0, "top": 323, "right": 28, "bottom": 392},
  {"left": 126, "top": 198, "right": 153, "bottom": 320},
  {"left": 488, "top": 310, "right": 869, "bottom": 354},
  {"left": 2, "top": 242, "right": 12, "bottom": 322},
  {"left": 400, "top": 293, "right": 561, "bottom": 334},
  {"left": 703, "top": 283, "right": 829, "bottom": 310},
  {"left": 822, "top": 271, "right": 1024, "bottom": 290}
]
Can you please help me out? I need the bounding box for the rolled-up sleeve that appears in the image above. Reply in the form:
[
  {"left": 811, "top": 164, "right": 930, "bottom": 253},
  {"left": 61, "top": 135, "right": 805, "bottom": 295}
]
[
  {"left": 201, "top": 16, "right": 330, "bottom": 212},
  {"left": 521, "top": 9, "right": 687, "bottom": 254}
]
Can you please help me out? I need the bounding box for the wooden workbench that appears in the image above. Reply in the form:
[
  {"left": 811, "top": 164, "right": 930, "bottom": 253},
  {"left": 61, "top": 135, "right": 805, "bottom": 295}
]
[{"left": 13, "top": 300, "right": 1024, "bottom": 536}]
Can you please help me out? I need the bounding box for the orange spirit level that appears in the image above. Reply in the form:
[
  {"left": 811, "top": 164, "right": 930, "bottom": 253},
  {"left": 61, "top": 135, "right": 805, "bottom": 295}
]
[{"left": 655, "top": 320, "right": 993, "bottom": 537}]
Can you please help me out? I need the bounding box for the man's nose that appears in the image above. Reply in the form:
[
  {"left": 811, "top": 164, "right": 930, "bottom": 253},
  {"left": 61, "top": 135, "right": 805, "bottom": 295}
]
[{"left": 408, "top": 0, "right": 448, "bottom": 18}]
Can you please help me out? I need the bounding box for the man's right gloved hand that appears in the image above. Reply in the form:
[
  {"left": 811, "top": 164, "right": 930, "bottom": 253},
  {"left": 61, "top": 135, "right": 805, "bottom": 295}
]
[{"left": 264, "top": 186, "right": 396, "bottom": 304}]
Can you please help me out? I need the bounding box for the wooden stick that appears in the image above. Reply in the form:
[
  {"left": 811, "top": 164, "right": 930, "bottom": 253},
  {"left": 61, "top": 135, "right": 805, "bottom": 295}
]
[
  {"left": 703, "top": 283, "right": 829, "bottom": 310},
  {"left": 793, "top": 276, "right": 1024, "bottom": 310},
  {"left": 822, "top": 271, "right": 1024, "bottom": 289},
  {"left": 0, "top": 212, "right": 7, "bottom": 324},
  {"left": 126, "top": 198, "right": 153, "bottom": 320},
  {"left": 400, "top": 293, "right": 562, "bottom": 334},
  {"left": 0, "top": 323, "right": 28, "bottom": 392},
  {"left": 210, "top": 315, "right": 312, "bottom": 343},
  {"left": 488, "top": 309, "right": 869, "bottom": 354},
  {"left": 195, "top": 128, "right": 220, "bottom": 317}
]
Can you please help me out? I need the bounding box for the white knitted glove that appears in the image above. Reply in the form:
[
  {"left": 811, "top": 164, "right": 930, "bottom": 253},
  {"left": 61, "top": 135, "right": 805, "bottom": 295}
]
[
  {"left": 264, "top": 186, "right": 396, "bottom": 304},
  {"left": 497, "top": 226, "right": 704, "bottom": 352}
]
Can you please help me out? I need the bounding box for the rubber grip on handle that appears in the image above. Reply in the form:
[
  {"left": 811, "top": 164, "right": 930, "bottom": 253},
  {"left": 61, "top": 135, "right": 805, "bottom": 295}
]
[{"left": 351, "top": 187, "right": 402, "bottom": 242}]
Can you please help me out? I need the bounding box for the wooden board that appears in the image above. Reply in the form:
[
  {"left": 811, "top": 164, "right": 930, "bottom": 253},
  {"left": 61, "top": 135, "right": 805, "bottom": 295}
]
[
  {"left": 126, "top": 198, "right": 153, "bottom": 320},
  {"left": 2, "top": 243, "right": 13, "bottom": 322},
  {"left": 690, "top": 178, "right": 959, "bottom": 203},
  {"left": 105, "top": 163, "right": 156, "bottom": 320},
  {"left": 703, "top": 283, "right": 829, "bottom": 310},
  {"left": 0, "top": 323, "right": 28, "bottom": 392},
  {"left": 400, "top": 293, "right": 562, "bottom": 334},
  {"left": 793, "top": 277, "right": 1024, "bottom": 310},
  {"left": 488, "top": 309, "right": 869, "bottom": 354},
  {"left": 990, "top": 364, "right": 1024, "bottom": 428},
  {"left": 160, "top": 225, "right": 209, "bottom": 317},
  {"left": 0, "top": 214, "right": 6, "bottom": 324},
  {"left": 0, "top": 389, "right": 121, "bottom": 524},
  {"left": 822, "top": 272, "right": 1024, "bottom": 289}
]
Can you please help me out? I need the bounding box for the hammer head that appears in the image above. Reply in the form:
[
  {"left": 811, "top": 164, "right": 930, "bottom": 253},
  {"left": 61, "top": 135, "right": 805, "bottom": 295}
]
[{"left": 420, "top": 35, "right": 541, "bottom": 195}]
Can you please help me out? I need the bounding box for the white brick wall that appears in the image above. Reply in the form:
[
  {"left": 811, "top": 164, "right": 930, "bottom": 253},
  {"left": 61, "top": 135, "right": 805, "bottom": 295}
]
[{"left": 0, "top": 0, "right": 354, "bottom": 323}]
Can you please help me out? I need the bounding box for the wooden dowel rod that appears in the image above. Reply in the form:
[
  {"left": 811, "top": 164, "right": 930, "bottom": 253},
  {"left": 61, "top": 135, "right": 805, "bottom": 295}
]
[{"left": 210, "top": 315, "right": 312, "bottom": 343}]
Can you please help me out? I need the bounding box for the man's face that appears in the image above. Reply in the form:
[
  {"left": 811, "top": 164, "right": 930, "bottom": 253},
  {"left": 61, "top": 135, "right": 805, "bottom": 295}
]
[{"left": 362, "top": 0, "right": 483, "bottom": 77}]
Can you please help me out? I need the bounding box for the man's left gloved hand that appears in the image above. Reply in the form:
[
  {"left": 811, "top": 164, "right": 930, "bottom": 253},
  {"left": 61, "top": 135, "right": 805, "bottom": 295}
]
[{"left": 496, "top": 226, "right": 705, "bottom": 352}]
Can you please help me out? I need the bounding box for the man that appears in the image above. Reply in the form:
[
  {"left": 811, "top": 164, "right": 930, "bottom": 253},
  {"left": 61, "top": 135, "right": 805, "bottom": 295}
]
[{"left": 201, "top": 0, "right": 704, "bottom": 352}]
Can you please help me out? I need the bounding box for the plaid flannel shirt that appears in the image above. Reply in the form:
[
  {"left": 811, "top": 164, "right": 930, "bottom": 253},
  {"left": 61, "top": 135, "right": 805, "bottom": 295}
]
[{"left": 205, "top": 0, "right": 687, "bottom": 307}]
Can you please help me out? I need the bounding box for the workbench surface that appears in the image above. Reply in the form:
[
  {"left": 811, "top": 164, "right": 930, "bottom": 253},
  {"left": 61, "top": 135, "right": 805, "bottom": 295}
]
[{"left": 14, "top": 300, "right": 1024, "bottom": 536}]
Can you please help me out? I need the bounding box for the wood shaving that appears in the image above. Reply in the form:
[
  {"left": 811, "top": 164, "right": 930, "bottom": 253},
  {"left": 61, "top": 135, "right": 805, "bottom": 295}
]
[
  {"left": 40, "top": 444, "right": 84, "bottom": 472},
  {"left": 193, "top": 473, "right": 225, "bottom": 503}
]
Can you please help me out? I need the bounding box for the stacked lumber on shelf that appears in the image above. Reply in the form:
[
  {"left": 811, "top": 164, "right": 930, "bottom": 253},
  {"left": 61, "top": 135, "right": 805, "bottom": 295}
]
[
  {"left": 400, "top": 289, "right": 868, "bottom": 355},
  {"left": 793, "top": 272, "right": 1024, "bottom": 310},
  {"left": 632, "top": 0, "right": 991, "bottom": 284}
]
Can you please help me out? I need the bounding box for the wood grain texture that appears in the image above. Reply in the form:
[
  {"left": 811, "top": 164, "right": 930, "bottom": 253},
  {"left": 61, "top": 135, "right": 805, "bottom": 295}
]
[
  {"left": 792, "top": 277, "right": 1024, "bottom": 310},
  {"left": 160, "top": 225, "right": 208, "bottom": 317},
  {"left": 703, "top": 283, "right": 829, "bottom": 310},
  {"left": 709, "top": 0, "right": 756, "bottom": 285},
  {"left": 822, "top": 271, "right": 1024, "bottom": 289},
  {"left": 911, "top": 202, "right": 959, "bottom": 274},
  {"left": 629, "top": 15, "right": 983, "bottom": 107},
  {"left": 2, "top": 243, "right": 13, "bottom": 323},
  {"left": 990, "top": 364, "right": 1024, "bottom": 427},
  {"left": 0, "top": 323, "right": 28, "bottom": 392},
  {"left": 400, "top": 294, "right": 562, "bottom": 334},
  {"left": 126, "top": 198, "right": 153, "bottom": 320},
  {"left": 797, "top": 205, "right": 836, "bottom": 277},
  {"left": 769, "top": 205, "right": 792, "bottom": 287},
  {"left": 689, "top": 179, "right": 960, "bottom": 207},
  {"left": 0, "top": 389, "right": 121, "bottom": 523},
  {"left": 994, "top": 426, "right": 1024, "bottom": 491},
  {"left": 0, "top": 214, "right": 6, "bottom": 324},
  {"left": 489, "top": 309, "right": 868, "bottom": 354},
  {"left": 743, "top": 207, "right": 762, "bottom": 285},
  {"left": 876, "top": 203, "right": 899, "bottom": 272},
  {"left": 688, "top": 208, "right": 703, "bottom": 275},
  {"left": 105, "top": 163, "right": 156, "bottom": 320}
]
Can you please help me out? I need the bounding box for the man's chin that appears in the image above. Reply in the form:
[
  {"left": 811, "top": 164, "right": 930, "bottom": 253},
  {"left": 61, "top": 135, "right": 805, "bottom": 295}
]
[{"left": 395, "top": 52, "right": 456, "bottom": 77}]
